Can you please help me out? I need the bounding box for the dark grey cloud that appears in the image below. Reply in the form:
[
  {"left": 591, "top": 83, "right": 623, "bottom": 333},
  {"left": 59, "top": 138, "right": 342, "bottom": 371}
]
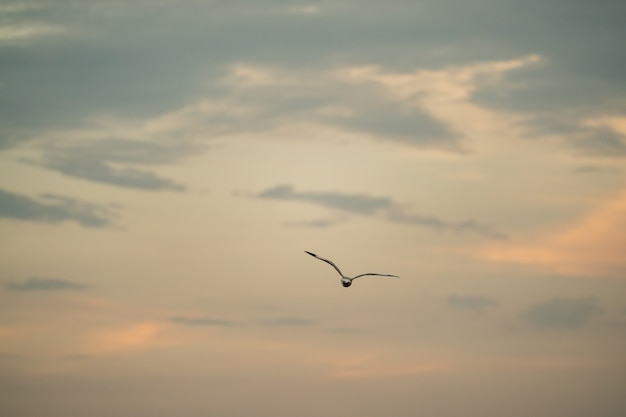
[
  {"left": 261, "top": 317, "right": 316, "bottom": 327},
  {"left": 467, "top": 7, "right": 626, "bottom": 159},
  {"left": 42, "top": 159, "right": 184, "bottom": 191},
  {"left": 256, "top": 184, "right": 506, "bottom": 239},
  {"left": 170, "top": 316, "right": 238, "bottom": 327},
  {"left": 338, "top": 110, "right": 454, "bottom": 149},
  {"left": 446, "top": 294, "right": 498, "bottom": 313},
  {"left": 0, "top": 0, "right": 468, "bottom": 154},
  {"left": 230, "top": 82, "right": 457, "bottom": 150},
  {"left": 511, "top": 113, "right": 626, "bottom": 159},
  {"left": 521, "top": 296, "right": 603, "bottom": 329},
  {"left": 4, "top": 276, "right": 88, "bottom": 292},
  {"left": 570, "top": 128, "right": 626, "bottom": 158},
  {"left": 1, "top": 0, "right": 624, "bottom": 159},
  {"left": 32, "top": 139, "right": 191, "bottom": 191},
  {"left": 0, "top": 188, "right": 117, "bottom": 227}
]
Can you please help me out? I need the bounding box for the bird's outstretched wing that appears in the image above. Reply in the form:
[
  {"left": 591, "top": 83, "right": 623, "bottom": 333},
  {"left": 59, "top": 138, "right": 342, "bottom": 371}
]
[
  {"left": 352, "top": 273, "right": 399, "bottom": 280},
  {"left": 305, "top": 251, "right": 344, "bottom": 277}
]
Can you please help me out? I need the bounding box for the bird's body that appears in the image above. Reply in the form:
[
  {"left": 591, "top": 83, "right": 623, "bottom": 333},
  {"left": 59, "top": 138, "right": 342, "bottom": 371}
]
[{"left": 304, "top": 251, "right": 399, "bottom": 287}]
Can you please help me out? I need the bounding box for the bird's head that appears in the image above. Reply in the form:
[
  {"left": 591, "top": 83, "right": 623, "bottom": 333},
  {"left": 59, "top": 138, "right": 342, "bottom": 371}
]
[{"left": 342, "top": 281, "right": 352, "bottom": 288}]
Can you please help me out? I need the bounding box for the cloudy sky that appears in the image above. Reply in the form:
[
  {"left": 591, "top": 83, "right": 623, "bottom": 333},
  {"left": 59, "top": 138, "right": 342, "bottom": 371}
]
[{"left": 1, "top": 0, "right": 625, "bottom": 416}]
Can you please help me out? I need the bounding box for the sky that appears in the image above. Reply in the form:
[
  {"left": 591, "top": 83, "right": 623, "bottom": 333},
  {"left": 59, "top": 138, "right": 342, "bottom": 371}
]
[{"left": 1, "top": 0, "right": 625, "bottom": 416}]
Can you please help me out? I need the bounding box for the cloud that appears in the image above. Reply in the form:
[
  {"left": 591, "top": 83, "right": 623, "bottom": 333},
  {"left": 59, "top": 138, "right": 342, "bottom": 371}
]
[
  {"left": 446, "top": 294, "right": 498, "bottom": 312},
  {"left": 261, "top": 317, "right": 316, "bottom": 327},
  {"left": 521, "top": 297, "right": 603, "bottom": 329},
  {"left": 256, "top": 184, "right": 505, "bottom": 239},
  {"left": 574, "top": 165, "right": 608, "bottom": 174},
  {"left": 285, "top": 217, "right": 347, "bottom": 229},
  {"left": 34, "top": 139, "right": 189, "bottom": 191},
  {"left": 0, "top": 188, "right": 117, "bottom": 227},
  {"left": 475, "top": 78, "right": 626, "bottom": 160},
  {"left": 570, "top": 127, "right": 626, "bottom": 158},
  {"left": 0, "top": 0, "right": 623, "bottom": 160},
  {"left": 526, "top": 114, "right": 626, "bottom": 159},
  {"left": 478, "top": 189, "right": 626, "bottom": 278},
  {"left": 1, "top": 3, "right": 456, "bottom": 151},
  {"left": 0, "top": 2, "right": 64, "bottom": 44},
  {"left": 169, "top": 316, "right": 238, "bottom": 327},
  {"left": 217, "top": 62, "right": 457, "bottom": 150},
  {"left": 458, "top": 1, "right": 626, "bottom": 152},
  {"left": 386, "top": 207, "right": 507, "bottom": 240},
  {"left": 4, "top": 276, "right": 88, "bottom": 292},
  {"left": 257, "top": 184, "right": 390, "bottom": 215},
  {"left": 337, "top": 54, "right": 540, "bottom": 136},
  {"left": 327, "top": 97, "right": 454, "bottom": 149}
]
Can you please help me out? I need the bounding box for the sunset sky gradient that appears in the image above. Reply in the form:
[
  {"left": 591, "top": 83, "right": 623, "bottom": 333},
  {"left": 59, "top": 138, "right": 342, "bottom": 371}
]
[{"left": 1, "top": 1, "right": 625, "bottom": 416}]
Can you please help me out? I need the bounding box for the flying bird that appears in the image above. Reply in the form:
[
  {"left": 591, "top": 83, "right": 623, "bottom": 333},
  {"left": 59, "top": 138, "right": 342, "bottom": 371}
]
[{"left": 305, "top": 251, "right": 399, "bottom": 287}]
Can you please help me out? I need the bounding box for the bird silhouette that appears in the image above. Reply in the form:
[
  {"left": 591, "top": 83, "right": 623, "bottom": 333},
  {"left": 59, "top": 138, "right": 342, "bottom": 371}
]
[{"left": 305, "top": 251, "right": 399, "bottom": 287}]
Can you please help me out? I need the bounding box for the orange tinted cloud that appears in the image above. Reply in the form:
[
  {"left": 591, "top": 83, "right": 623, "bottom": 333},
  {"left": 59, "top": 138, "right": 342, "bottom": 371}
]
[
  {"left": 480, "top": 190, "right": 626, "bottom": 278},
  {"left": 82, "top": 322, "right": 168, "bottom": 356}
]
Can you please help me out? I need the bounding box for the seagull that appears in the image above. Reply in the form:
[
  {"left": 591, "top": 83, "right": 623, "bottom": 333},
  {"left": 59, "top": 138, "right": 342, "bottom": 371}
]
[{"left": 305, "top": 251, "right": 399, "bottom": 287}]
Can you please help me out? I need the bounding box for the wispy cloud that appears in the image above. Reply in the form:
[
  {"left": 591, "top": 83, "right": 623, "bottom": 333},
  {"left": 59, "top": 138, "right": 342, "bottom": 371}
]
[
  {"left": 570, "top": 127, "right": 626, "bottom": 158},
  {"left": 33, "top": 139, "right": 190, "bottom": 191},
  {"left": 521, "top": 297, "right": 603, "bottom": 329},
  {"left": 0, "top": 188, "right": 117, "bottom": 227},
  {"left": 574, "top": 165, "right": 608, "bottom": 174},
  {"left": 4, "top": 277, "right": 88, "bottom": 292},
  {"left": 256, "top": 184, "right": 505, "bottom": 239},
  {"left": 285, "top": 217, "right": 347, "bottom": 229},
  {"left": 386, "top": 207, "right": 507, "bottom": 240},
  {"left": 257, "top": 184, "right": 390, "bottom": 215},
  {"left": 446, "top": 294, "right": 498, "bottom": 312},
  {"left": 261, "top": 317, "right": 316, "bottom": 327}
]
